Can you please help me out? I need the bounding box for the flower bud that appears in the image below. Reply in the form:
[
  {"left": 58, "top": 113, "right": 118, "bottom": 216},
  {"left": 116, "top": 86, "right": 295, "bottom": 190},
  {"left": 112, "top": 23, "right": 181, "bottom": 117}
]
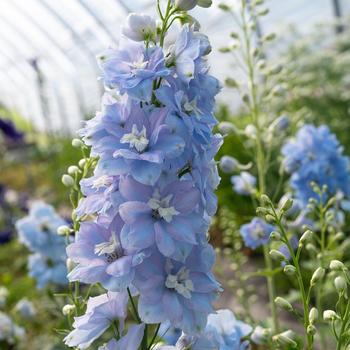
[
  {"left": 307, "top": 324, "right": 317, "bottom": 336},
  {"left": 265, "top": 214, "right": 275, "bottom": 223},
  {"left": 330, "top": 260, "right": 347, "bottom": 271},
  {"left": 66, "top": 258, "right": 75, "bottom": 272},
  {"left": 284, "top": 265, "right": 296, "bottom": 276},
  {"left": 334, "top": 232, "right": 345, "bottom": 241},
  {"left": 270, "top": 231, "right": 281, "bottom": 240},
  {"left": 123, "top": 13, "right": 157, "bottom": 41},
  {"left": 257, "top": 8, "right": 269, "bottom": 16},
  {"left": 72, "top": 138, "right": 83, "bottom": 148},
  {"left": 245, "top": 124, "right": 257, "bottom": 139},
  {"left": 310, "top": 267, "right": 325, "bottom": 286},
  {"left": 299, "top": 230, "right": 313, "bottom": 244},
  {"left": 275, "top": 297, "right": 293, "bottom": 312},
  {"left": 198, "top": 0, "right": 212, "bottom": 7},
  {"left": 309, "top": 307, "right": 318, "bottom": 324},
  {"left": 62, "top": 304, "right": 76, "bottom": 316},
  {"left": 269, "top": 115, "right": 290, "bottom": 134},
  {"left": 280, "top": 197, "right": 293, "bottom": 212},
  {"left": 67, "top": 165, "right": 80, "bottom": 176},
  {"left": 218, "top": 121, "right": 237, "bottom": 136},
  {"left": 334, "top": 276, "right": 347, "bottom": 294},
  {"left": 62, "top": 174, "right": 75, "bottom": 187},
  {"left": 269, "top": 249, "right": 287, "bottom": 262},
  {"left": 323, "top": 310, "right": 338, "bottom": 322},
  {"left": 273, "top": 330, "right": 296, "bottom": 347},
  {"left": 251, "top": 326, "right": 270, "bottom": 345},
  {"left": 305, "top": 244, "right": 316, "bottom": 255},
  {"left": 260, "top": 194, "right": 271, "bottom": 205},
  {"left": 219, "top": 156, "right": 238, "bottom": 173},
  {"left": 225, "top": 77, "right": 239, "bottom": 88},
  {"left": 57, "top": 225, "right": 71, "bottom": 236},
  {"left": 218, "top": 3, "right": 231, "bottom": 11},
  {"left": 175, "top": 0, "right": 198, "bottom": 11},
  {"left": 78, "top": 159, "right": 86, "bottom": 169}
]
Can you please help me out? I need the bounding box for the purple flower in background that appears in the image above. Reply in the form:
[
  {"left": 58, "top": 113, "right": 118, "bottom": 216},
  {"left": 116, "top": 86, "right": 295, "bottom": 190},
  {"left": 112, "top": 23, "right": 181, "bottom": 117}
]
[
  {"left": 135, "top": 244, "right": 220, "bottom": 334},
  {"left": 231, "top": 172, "right": 256, "bottom": 196},
  {"left": 99, "top": 41, "right": 170, "bottom": 101},
  {"left": 0, "top": 118, "right": 23, "bottom": 142},
  {"left": 64, "top": 291, "right": 128, "bottom": 349},
  {"left": 99, "top": 323, "right": 145, "bottom": 350},
  {"left": 239, "top": 218, "right": 274, "bottom": 249},
  {"left": 119, "top": 176, "right": 202, "bottom": 260},
  {"left": 67, "top": 218, "right": 149, "bottom": 291}
]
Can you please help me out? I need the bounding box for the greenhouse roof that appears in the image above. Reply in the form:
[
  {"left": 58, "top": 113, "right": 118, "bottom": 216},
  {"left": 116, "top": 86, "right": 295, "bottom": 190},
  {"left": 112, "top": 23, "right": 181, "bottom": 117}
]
[{"left": 0, "top": 0, "right": 348, "bottom": 134}]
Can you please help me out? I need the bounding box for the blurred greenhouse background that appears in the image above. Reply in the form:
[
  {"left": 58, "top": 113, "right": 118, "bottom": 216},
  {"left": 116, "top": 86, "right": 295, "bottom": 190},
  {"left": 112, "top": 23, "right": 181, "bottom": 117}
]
[{"left": 0, "top": 0, "right": 349, "bottom": 135}]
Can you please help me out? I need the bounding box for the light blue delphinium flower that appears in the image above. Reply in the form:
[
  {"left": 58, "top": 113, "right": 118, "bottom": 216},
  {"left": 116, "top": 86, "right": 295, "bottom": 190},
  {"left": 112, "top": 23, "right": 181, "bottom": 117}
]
[
  {"left": 0, "top": 311, "right": 25, "bottom": 345},
  {"left": 15, "top": 298, "right": 36, "bottom": 319},
  {"left": 80, "top": 97, "right": 185, "bottom": 186},
  {"left": 190, "top": 309, "right": 252, "bottom": 350},
  {"left": 160, "top": 309, "right": 252, "bottom": 350},
  {"left": 282, "top": 124, "right": 350, "bottom": 205},
  {"left": 168, "top": 24, "right": 211, "bottom": 84},
  {"left": 67, "top": 218, "right": 149, "bottom": 292},
  {"left": 118, "top": 175, "right": 203, "bottom": 260},
  {"left": 28, "top": 253, "right": 67, "bottom": 289},
  {"left": 231, "top": 172, "right": 256, "bottom": 196},
  {"left": 239, "top": 218, "right": 274, "bottom": 249},
  {"left": 64, "top": 291, "right": 128, "bottom": 349},
  {"left": 134, "top": 244, "right": 221, "bottom": 335},
  {"left": 16, "top": 202, "right": 68, "bottom": 288},
  {"left": 69, "top": 4, "right": 222, "bottom": 346},
  {"left": 99, "top": 40, "right": 170, "bottom": 101},
  {"left": 16, "top": 201, "right": 67, "bottom": 259}
]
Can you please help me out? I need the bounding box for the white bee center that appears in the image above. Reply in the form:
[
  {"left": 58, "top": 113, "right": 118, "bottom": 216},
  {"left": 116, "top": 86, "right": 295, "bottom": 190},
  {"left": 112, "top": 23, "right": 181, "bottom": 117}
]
[
  {"left": 120, "top": 124, "right": 149, "bottom": 153},
  {"left": 165, "top": 266, "right": 194, "bottom": 299},
  {"left": 148, "top": 190, "right": 179, "bottom": 223}
]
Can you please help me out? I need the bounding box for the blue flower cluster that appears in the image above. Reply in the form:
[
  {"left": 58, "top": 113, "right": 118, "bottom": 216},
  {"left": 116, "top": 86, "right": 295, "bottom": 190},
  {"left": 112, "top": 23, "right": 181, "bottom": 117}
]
[
  {"left": 16, "top": 202, "right": 67, "bottom": 289},
  {"left": 159, "top": 309, "right": 252, "bottom": 350},
  {"left": 66, "top": 8, "right": 223, "bottom": 348},
  {"left": 239, "top": 217, "right": 274, "bottom": 249},
  {"left": 282, "top": 124, "right": 350, "bottom": 205}
]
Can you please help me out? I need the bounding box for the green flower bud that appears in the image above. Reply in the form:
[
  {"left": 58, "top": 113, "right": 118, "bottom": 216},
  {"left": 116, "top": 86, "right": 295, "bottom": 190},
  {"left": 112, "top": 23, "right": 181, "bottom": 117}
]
[
  {"left": 270, "top": 231, "right": 281, "bottom": 240},
  {"left": 309, "top": 307, "right": 318, "bottom": 324},
  {"left": 265, "top": 214, "right": 275, "bottom": 223},
  {"left": 280, "top": 198, "right": 293, "bottom": 212},
  {"left": 78, "top": 159, "right": 86, "bottom": 169},
  {"left": 330, "top": 260, "right": 347, "bottom": 271},
  {"left": 273, "top": 330, "right": 296, "bottom": 347},
  {"left": 72, "top": 138, "right": 83, "bottom": 148},
  {"left": 225, "top": 77, "right": 239, "bottom": 88},
  {"left": 307, "top": 324, "right": 317, "bottom": 336},
  {"left": 67, "top": 165, "right": 80, "bottom": 176},
  {"left": 198, "top": 0, "right": 212, "bottom": 7},
  {"left": 66, "top": 258, "right": 75, "bottom": 272},
  {"left": 263, "top": 33, "right": 276, "bottom": 41},
  {"left": 334, "top": 276, "right": 347, "bottom": 294},
  {"left": 57, "top": 225, "right": 71, "bottom": 236},
  {"left": 310, "top": 267, "right": 325, "bottom": 286},
  {"left": 218, "top": 3, "right": 231, "bottom": 11},
  {"left": 275, "top": 297, "right": 293, "bottom": 312},
  {"left": 269, "top": 249, "right": 287, "bottom": 262},
  {"left": 323, "top": 310, "right": 338, "bottom": 322},
  {"left": 218, "top": 121, "right": 237, "bottom": 136},
  {"left": 299, "top": 230, "right": 313, "bottom": 244},
  {"left": 62, "top": 304, "right": 76, "bottom": 316},
  {"left": 61, "top": 174, "right": 75, "bottom": 187},
  {"left": 175, "top": 0, "right": 198, "bottom": 11},
  {"left": 284, "top": 265, "right": 296, "bottom": 276}
]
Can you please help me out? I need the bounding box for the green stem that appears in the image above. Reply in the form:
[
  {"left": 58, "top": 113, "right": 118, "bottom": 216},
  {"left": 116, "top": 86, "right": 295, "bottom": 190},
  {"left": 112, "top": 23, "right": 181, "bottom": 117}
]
[
  {"left": 336, "top": 298, "right": 350, "bottom": 350},
  {"left": 147, "top": 324, "right": 161, "bottom": 350},
  {"left": 263, "top": 244, "right": 279, "bottom": 334},
  {"left": 275, "top": 214, "right": 313, "bottom": 349},
  {"left": 239, "top": 2, "right": 279, "bottom": 334}
]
